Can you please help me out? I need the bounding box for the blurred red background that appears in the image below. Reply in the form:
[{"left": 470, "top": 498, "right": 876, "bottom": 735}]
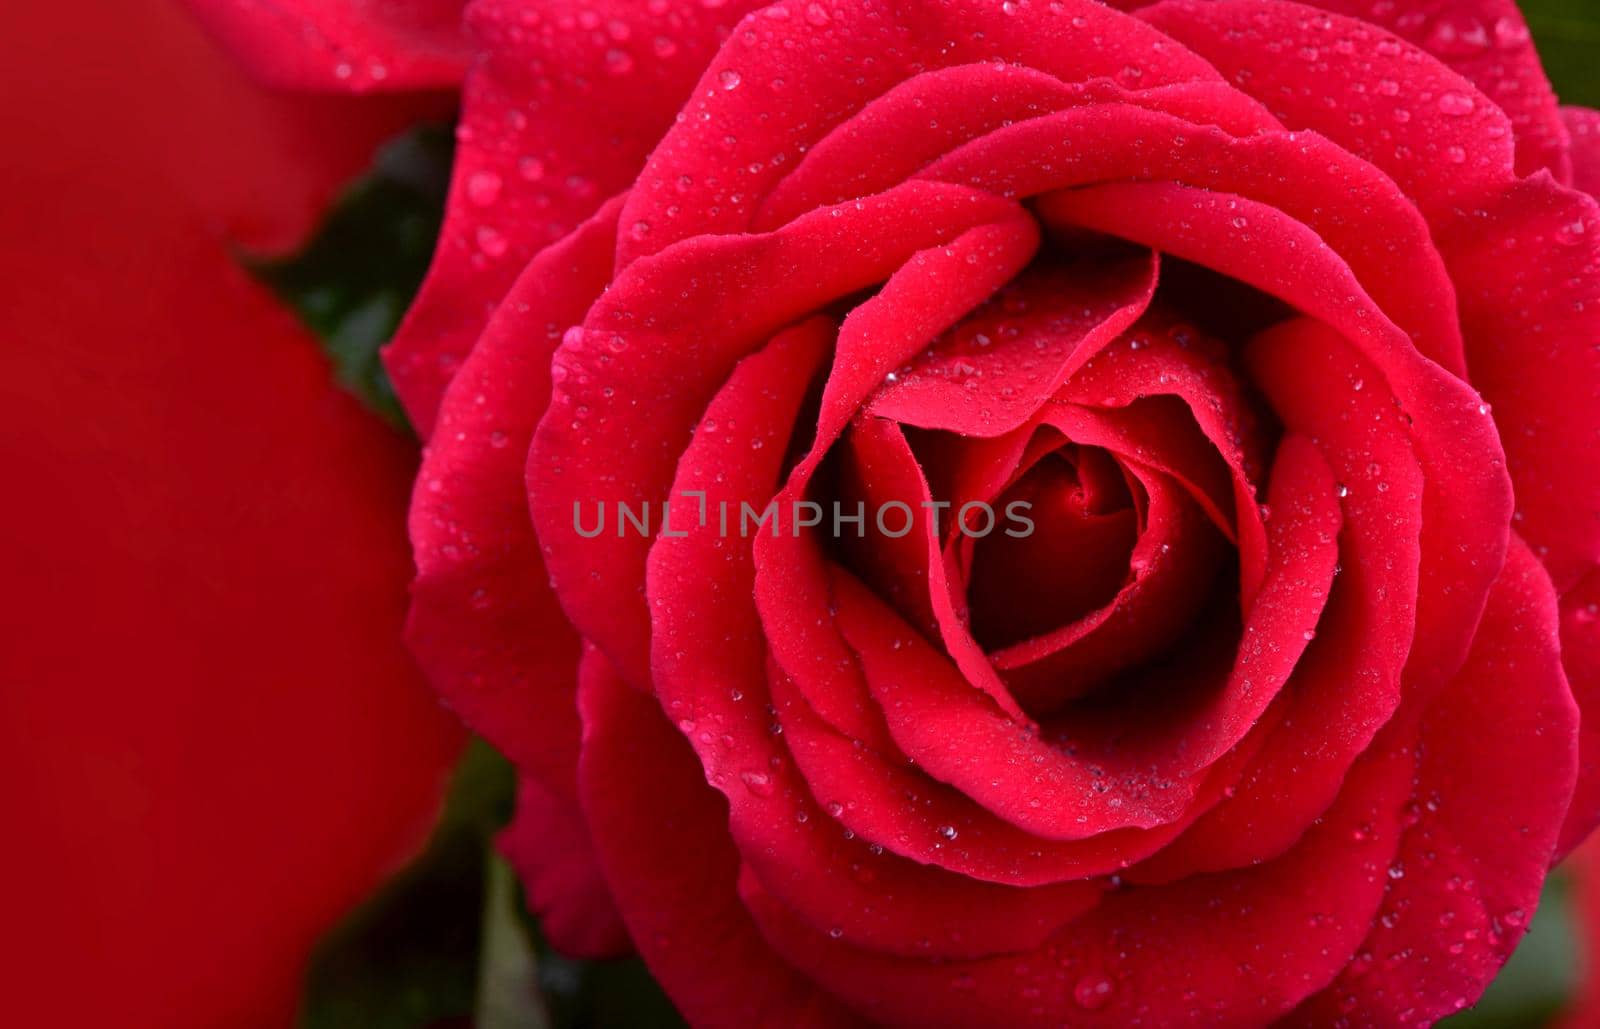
[{"left": 0, "top": 2, "right": 462, "bottom": 1024}]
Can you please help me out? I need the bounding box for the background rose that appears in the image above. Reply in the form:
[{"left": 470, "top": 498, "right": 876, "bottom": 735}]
[
  {"left": 0, "top": 2, "right": 468, "bottom": 1025},
  {"left": 375, "top": 0, "right": 1600, "bottom": 1024}
]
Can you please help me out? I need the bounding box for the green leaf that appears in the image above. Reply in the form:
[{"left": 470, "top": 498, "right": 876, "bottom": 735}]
[
  {"left": 478, "top": 855, "right": 551, "bottom": 1029},
  {"left": 250, "top": 124, "right": 454, "bottom": 429},
  {"left": 1522, "top": 0, "right": 1600, "bottom": 108},
  {"left": 299, "top": 739, "right": 516, "bottom": 1029},
  {"left": 529, "top": 931, "right": 686, "bottom": 1029},
  {"left": 1443, "top": 872, "right": 1578, "bottom": 1028}
]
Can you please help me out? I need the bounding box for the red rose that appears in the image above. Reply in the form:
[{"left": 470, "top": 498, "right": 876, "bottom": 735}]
[
  {"left": 1, "top": 1, "right": 466, "bottom": 1025},
  {"left": 388, "top": 0, "right": 1600, "bottom": 1023}
]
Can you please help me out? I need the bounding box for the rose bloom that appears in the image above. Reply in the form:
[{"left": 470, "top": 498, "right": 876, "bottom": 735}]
[{"left": 251, "top": 0, "right": 1600, "bottom": 1022}]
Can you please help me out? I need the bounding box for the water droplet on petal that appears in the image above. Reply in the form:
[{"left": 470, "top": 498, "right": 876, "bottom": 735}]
[
  {"left": 1428, "top": 15, "right": 1491, "bottom": 57},
  {"left": 605, "top": 48, "right": 635, "bottom": 75},
  {"left": 467, "top": 170, "right": 503, "bottom": 206},
  {"left": 740, "top": 770, "right": 774, "bottom": 796},
  {"left": 1492, "top": 16, "right": 1531, "bottom": 48},
  {"left": 1074, "top": 974, "right": 1115, "bottom": 1010},
  {"left": 475, "top": 225, "right": 508, "bottom": 258}
]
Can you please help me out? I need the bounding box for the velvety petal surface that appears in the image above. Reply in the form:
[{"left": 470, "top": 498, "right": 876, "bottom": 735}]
[
  {"left": 384, "top": 0, "right": 769, "bottom": 431},
  {"left": 182, "top": 0, "right": 470, "bottom": 92}
]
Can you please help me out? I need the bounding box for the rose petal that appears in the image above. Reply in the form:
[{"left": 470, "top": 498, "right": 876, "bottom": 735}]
[
  {"left": 1027, "top": 433, "right": 1338, "bottom": 784},
  {"left": 1291, "top": 537, "right": 1578, "bottom": 1024},
  {"left": 531, "top": 183, "right": 1028, "bottom": 688},
  {"left": 757, "top": 73, "right": 1279, "bottom": 231},
  {"left": 181, "top": 0, "right": 469, "bottom": 92},
  {"left": 768, "top": 658, "right": 1271, "bottom": 886},
  {"left": 869, "top": 250, "right": 1160, "bottom": 438},
  {"left": 498, "top": 774, "right": 629, "bottom": 959},
  {"left": 616, "top": 0, "right": 1225, "bottom": 265},
  {"left": 644, "top": 323, "right": 1105, "bottom": 957},
  {"left": 1566, "top": 107, "right": 1600, "bottom": 198},
  {"left": 742, "top": 726, "right": 1415, "bottom": 1027},
  {"left": 930, "top": 108, "right": 1466, "bottom": 374},
  {"left": 408, "top": 195, "right": 622, "bottom": 786},
  {"left": 383, "top": 0, "right": 768, "bottom": 431},
  {"left": 831, "top": 567, "right": 1206, "bottom": 839},
  {"left": 1559, "top": 568, "right": 1600, "bottom": 858},
  {"left": 3, "top": 1, "right": 462, "bottom": 1019},
  {"left": 1316, "top": 0, "right": 1569, "bottom": 179},
  {"left": 1129, "top": 318, "right": 1423, "bottom": 881},
  {"left": 1038, "top": 182, "right": 1510, "bottom": 694},
  {"left": 576, "top": 646, "right": 853, "bottom": 1028},
  {"left": 1141, "top": 0, "right": 1518, "bottom": 219},
  {"left": 1435, "top": 176, "right": 1600, "bottom": 592}
]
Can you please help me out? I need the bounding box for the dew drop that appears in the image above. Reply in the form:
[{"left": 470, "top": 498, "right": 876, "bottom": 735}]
[
  {"left": 605, "top": 48, "right": 635, "bottom": 75},
  {"left": 1428, "top": 15, "right": 1490, "bottom": 57},
  {"left": 475, "top": 225, "right": 509, "bottom": 258},
  {"left": 467, "top": 170, "right": 503, "bottom": 206},
  {"left": 1074, "top": 974, "right": 1115, "bottom": 1010},
  {"left": 1492, "top": 16, "right": 1531, "bottom": 48}
]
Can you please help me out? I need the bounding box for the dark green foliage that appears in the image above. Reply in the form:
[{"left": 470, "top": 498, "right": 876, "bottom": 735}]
[{"left": 251, "top": 125, "right": 453, "bottom": 429}]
